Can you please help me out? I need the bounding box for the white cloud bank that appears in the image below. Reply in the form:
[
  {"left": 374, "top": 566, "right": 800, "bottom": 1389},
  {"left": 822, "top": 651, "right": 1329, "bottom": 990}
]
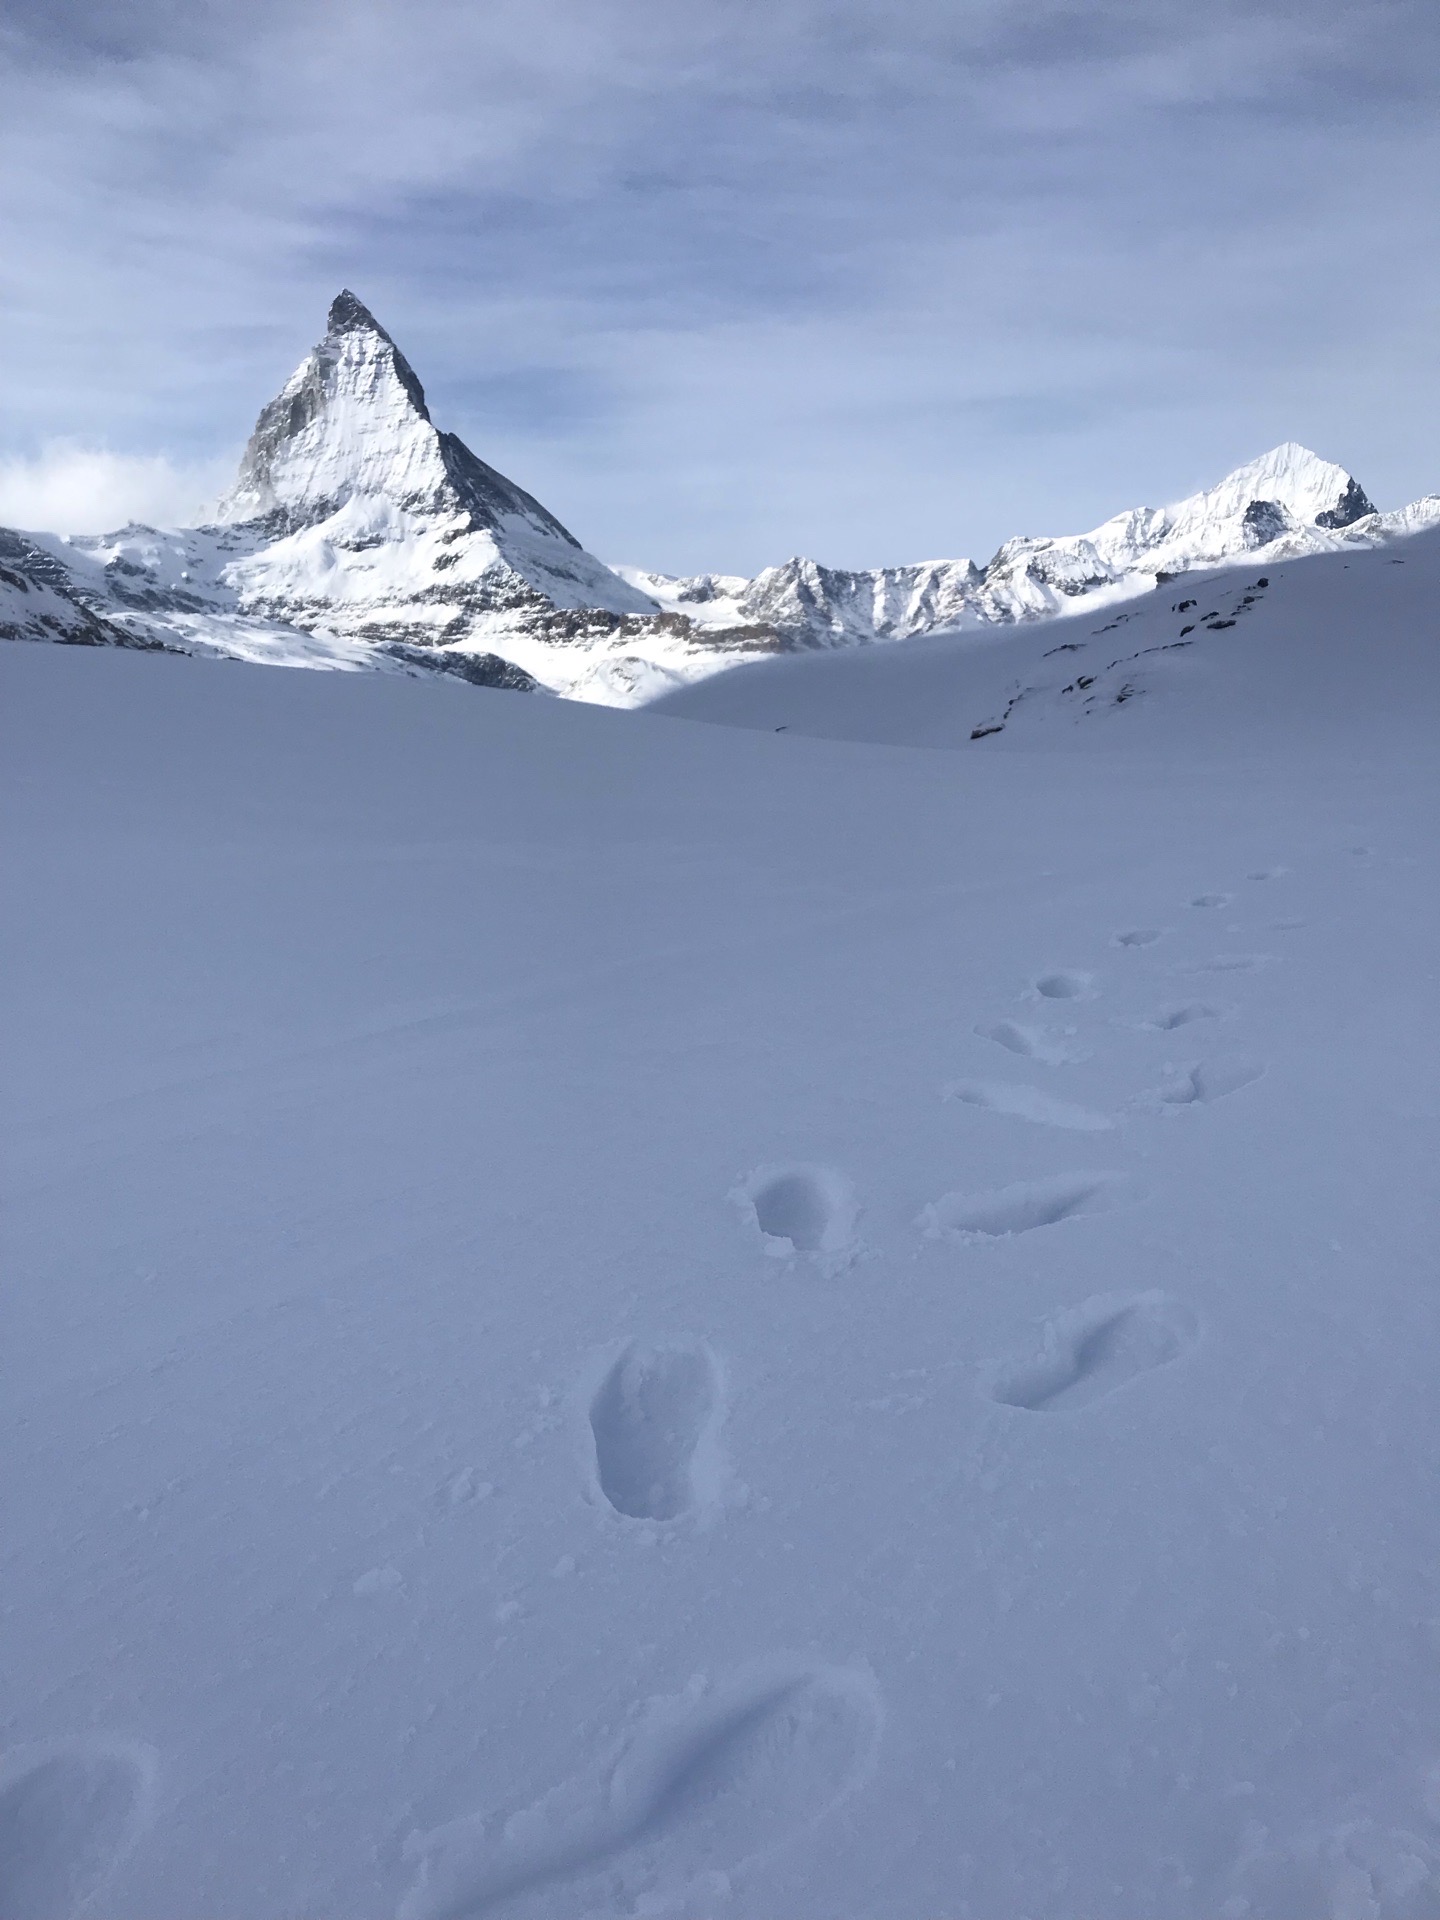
[{"left": 0, "top": 442, "right": 233, "bottom": 534}]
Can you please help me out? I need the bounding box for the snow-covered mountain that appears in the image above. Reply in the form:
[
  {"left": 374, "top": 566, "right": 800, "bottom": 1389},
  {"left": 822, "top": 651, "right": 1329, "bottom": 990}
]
[
  {"left": 212, "top": 291, "right": 659, "bottom": 638},
  {"left": 624, "top": 443, "right": 1436, "bottom": 649},
  {"left": 2, "top": 290, "right": 1438, "bottom": 703},
  {"left": 0, "top": 293, "right": 672, "bottom": 697}
]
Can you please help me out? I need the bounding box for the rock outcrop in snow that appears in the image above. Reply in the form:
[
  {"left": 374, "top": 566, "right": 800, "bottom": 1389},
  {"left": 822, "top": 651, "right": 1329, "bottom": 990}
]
[
  {"left": 0, "top": 526, "right": 151, "bottom": 651},
  {"left": 2, "top": 292, "right": 1438, "bottom": 703}
]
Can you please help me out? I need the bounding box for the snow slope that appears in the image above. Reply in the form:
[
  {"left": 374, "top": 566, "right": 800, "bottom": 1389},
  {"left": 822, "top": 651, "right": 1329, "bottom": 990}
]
[
  {"left": 4, "top": 530, "right": 1439, "bottom": 1918},
  {"left": 652, "top": 530, "right": 1440, "bottom": 754}
]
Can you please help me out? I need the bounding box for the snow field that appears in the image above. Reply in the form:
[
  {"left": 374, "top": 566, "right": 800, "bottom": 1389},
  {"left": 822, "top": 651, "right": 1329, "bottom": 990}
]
[{"left": 2, "top": 528, "right": 1438, "bottom": 1919}]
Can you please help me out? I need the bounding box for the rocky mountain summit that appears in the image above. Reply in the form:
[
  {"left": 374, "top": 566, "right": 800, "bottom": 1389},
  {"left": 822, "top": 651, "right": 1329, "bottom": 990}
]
[{"left": 3, "top": 292, "right": 1437, "bottom": 704}]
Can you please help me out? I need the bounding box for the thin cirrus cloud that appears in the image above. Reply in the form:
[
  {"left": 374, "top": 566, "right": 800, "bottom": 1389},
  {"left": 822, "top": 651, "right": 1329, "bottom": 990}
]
[{"left": 1, "top": 0, "right": 1438, "bottom": 570}]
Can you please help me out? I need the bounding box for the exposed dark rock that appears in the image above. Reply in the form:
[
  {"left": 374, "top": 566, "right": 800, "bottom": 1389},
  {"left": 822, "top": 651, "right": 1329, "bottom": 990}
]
[
  {"left": 378, "top": 642, "right": 539, "bottom": 691},
  {"left": 1241, "top": 499, "right": 1290, "bottom": 547},
  {"left": 1315, "top": 476, "right": 1377, "bottom": 530},
  {"left": 0, "top": 528, "right": 171, "bottom": 650}
]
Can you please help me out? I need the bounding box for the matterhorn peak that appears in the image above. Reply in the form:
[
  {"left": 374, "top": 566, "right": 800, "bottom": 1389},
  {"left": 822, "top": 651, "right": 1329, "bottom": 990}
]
[
  {"left": 201, "top": 289, "right": 655, "bottom": 651},
  {"left": 213, "top": 289, "right": 449, "bottom": 528},
  {"left": 213, "top": 287, "right": 604, "bottom": 553},
  {"left": 327, "top": 288, "right": 387, "bottom": 336}
]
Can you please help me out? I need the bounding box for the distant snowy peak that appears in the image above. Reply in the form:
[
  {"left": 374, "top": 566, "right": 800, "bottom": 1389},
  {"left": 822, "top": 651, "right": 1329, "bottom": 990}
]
[
  {"left": 215, "top": 290, "right": 600, "bottom": 566},
  {"left": 621, "top": 555, "right": 985, "bottom": 650},
  {"left": 631, "top": 444, "right": 1406, "bottom": 653},
  {"left": 1081, "top": 442, "right": 1377, "bottom": 576},
  {"left": 956, "top": 443, "right": 1388, "bottom": 630},
  {"left": 2, "top": 291, "right": 664, "bottom": 695},
  {"left": 210, "top": 289, "right": 653, "bottom": 632}
]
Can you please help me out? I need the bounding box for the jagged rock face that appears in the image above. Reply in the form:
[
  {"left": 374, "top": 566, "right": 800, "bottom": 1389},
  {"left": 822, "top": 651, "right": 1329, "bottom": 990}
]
[
  {"left": 1316, "top": 475, "right": 1378, "bottom": 530},
  {"left": 380, "top": 642, "right": 540, "bottom": 692},
  {"left": 1242, "top": 500, "right": 1289, "bottom": 547},
  {"left": 218, "top": 293, "right": 448, "bottom": 530},
  {"left": 0, "top": 528, "right": 167, "bottom": 651},
  {"left": 3, "top": 294, "right": 1438, "bottom": 705},
  {"left": 731, "top": 556, "right": 984, "bottom": 646}
]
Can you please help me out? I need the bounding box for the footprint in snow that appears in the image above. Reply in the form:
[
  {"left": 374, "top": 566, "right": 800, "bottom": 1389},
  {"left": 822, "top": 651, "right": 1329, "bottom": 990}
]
[
  {"left": 442, "top": 1467, "right": 494, "bottom": 1509},
  {"left": 942, "top": 1081, "right": 1114, "bottom": 1132},
  {"left": 919, "top": 1173, "right": 1125, "bottom": 1241},
  {"left": 589, "top": 1340, "right": 724, "bottom": 1523},
  {"left": 396, "top": 1661, "right": 881, "bottom": 1920},
  {"left": 1185, "top": 953, "right": 1274, "bottom": 975},
  {"left": 1113, "top": 928, "right": 1165, "bottom": 948},
  {"left": 1188, "top": 893, "right": 1232, "bottom": 909},
  {"left": 0, "top": 1741, "right": 156, "bottom": 1920},
  {"left": 735, "top": 1164, "right": 857, "bottom": 1261},
  {"left": 975, "top": 1020, "right": 1088, "bottom": 1066},
  {"left": 990, "top": 1292, "right": 1197, "bottom": 1414},
  {"left": 1147, "top": 1057, "right": 1266, "bottom": 1108},
  {"left": 1142, "top": 1002, "right": 1224, "bottom": 1032},
  {"left": 1030, "top": 970, "right": 1095, "bottom": 1002},
  {"left": 1223, "top": 1799, "right": 1440, "bottom": 1919}
]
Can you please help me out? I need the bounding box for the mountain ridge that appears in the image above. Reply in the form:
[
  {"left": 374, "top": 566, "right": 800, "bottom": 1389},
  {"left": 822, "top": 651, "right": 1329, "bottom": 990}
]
[{"left": 2, "top": 292, "right": 1436, "bottom": 704}]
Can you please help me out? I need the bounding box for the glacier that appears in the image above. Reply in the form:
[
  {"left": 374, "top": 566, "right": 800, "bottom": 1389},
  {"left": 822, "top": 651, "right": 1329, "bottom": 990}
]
[{"left": 3, "top": 290, "right": 1438, "bottom": 704}]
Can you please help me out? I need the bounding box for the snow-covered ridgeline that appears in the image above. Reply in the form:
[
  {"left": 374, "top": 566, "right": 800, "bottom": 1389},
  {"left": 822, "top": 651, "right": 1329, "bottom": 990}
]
[
  {"left": 620, "top": 443, "right": 1439, "bottom": 653},
  {"left": 2, "top": 291, "right": 1438, "bottom": 704}
]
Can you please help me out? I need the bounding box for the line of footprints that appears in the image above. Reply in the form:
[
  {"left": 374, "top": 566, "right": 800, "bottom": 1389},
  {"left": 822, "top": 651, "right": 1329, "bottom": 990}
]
[
  {"left": 0, "top": 871, "right": 1294, "bottom": 1920},
  {"left": 398, "top": 865, "right": 1287, "bottom": 1916},
  {"left": 718, "top": 868, "right": 1285, "bottom": 1421},
  {"left": 582, "top": 864, "right": 1287, "bottom": 1547}
]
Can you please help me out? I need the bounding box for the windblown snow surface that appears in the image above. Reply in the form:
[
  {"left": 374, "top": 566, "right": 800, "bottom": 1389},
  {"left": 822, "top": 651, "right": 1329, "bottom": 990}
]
[{"left": 3, "top": 529, "right": 1438, "bottom": 1918}]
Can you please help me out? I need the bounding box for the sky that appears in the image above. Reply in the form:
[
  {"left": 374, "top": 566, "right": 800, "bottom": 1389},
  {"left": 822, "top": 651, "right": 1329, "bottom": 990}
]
[{"left": 1, "top": 0, "right": 1438, "bottom": 574}]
